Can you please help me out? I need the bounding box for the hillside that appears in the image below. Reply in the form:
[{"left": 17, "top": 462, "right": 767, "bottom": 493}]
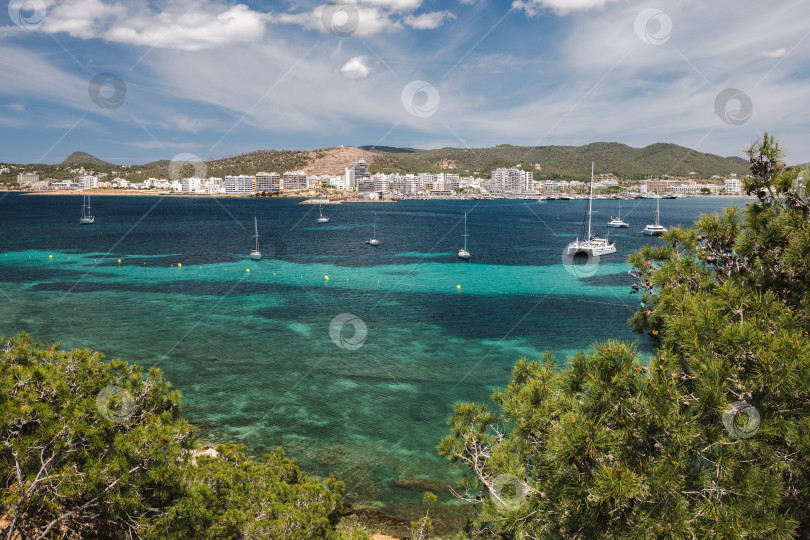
[
  {"left": 361, "top": 142, "right": 751, "bottom": 180},
  {"left": 62, "top": 152, "right": 112, "bottom": 166},
  {"left": 0, "top": 142, "right": 752, "bottom": 185}
]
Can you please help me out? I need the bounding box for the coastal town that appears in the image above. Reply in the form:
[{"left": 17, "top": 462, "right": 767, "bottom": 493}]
[{"left": 8, "top": 159, "right": 747, "bottom": 200}]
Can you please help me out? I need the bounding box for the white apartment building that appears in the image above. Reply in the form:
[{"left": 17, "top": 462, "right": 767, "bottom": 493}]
[
  {"left": 725, "top": 178, "right": 742, "bottom": 194},
  {"left": 255, "top": 172, "right": 281, "bottom": 192},
  {"left": 491, "top": 168, "right": 533, "bottom": 193},
  {"left": 76, "top": 175, "right": 99, "bottom": 189},
  {"left": 224, "top": 175, "right": 254, "bottom": 194},
  {"left": 182, "top": 177, "right": 204, "bottom": 193}
]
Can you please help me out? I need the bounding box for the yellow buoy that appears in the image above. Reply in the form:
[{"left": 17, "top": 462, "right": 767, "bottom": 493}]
[
  {"left": 324, "top": 275, "right": 329, "bottom": 281},
  {"left": 117, "top": 259, "right": 121, "bottom": 264},
  {"left": 246, "top": 269, "right": 250, "bottom": 273},
  {"left": 178, "top": 263, "right": 182, "bottom": 268},
  {"left": 457, "top": 284, "right": 461, "bottom": 290},
  {"left": 49, "top": 255, "right": 53, "bottom": 259}
]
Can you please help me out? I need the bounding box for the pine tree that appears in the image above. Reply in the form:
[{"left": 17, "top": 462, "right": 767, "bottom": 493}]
[{"left": 439, "top": 134, "right": 810, "bottom": 538}]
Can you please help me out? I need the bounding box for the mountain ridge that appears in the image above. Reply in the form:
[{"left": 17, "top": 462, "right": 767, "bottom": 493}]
[{"left": 1, "top": 142, "right": 752, "bottom": 183}]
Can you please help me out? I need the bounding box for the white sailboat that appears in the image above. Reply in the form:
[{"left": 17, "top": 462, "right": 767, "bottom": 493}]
[
  {"left": 250, "top": 216, "right": 262, "bottom": 260},
  {"left": 366, "top": 212, "right": 380, "bottom": 245},
  {"left": 643, "top": 191, "right": 667, "bottom": 236},
  {"left": 79, "top": 191, "right": 94, "bottom": 224},
  {"left": 458, "top": 212, "right": 470, "bottom": 259},
  {"left": 566, "top": 163, "right": 616, "bottom": 257},
  {"left": 607, "top": 200, "right": 629, "bottom": 228},
  {"left": 317, "top": 205, "right": 329, "bottom": 223}
]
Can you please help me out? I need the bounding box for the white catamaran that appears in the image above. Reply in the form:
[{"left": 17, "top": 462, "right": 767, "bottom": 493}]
[
  {"left": 250, "top": 216, "right": 262, "bottom": 260},
  {"left": 458, "top": 212, "right": 470, "bottom": 259},
  {"left": 79, "top": 191, "right": 95, "bottom": 224},
  {"left": 566, "top": 163, "right": 616, "bottom": 257}
]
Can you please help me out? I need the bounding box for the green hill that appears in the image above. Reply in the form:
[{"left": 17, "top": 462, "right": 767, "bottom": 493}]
[{"left": 361, "top": 142, "right": 750, "bottom": 180}]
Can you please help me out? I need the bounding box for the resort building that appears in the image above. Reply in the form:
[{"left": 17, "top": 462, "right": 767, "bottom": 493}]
[
  {"left": 182, "top": 177, "right": 204, "bottom": 193},
  {"left": 491, "top": 168, "right": 533, "bottom": 193},
  {"left": 224, "top": 175, "right": 254, "bottom": 194},
  {"left": 725, "top": 178, "right": 742, "bottom": 194},
  {"left": 282, "top": 171, "right": 307, "bottom": 191},
  {"left": 76, "top": 175, "right": 99, "bottom": 189},
  {"left": 17, "top": 172, "right": 39, "bottom": 187},
  {"left": 255, "top": 172, "right": 281, "bottom": 192}
]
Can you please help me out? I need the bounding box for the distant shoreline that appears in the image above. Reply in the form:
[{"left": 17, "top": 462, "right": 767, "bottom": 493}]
[{"left": 4, "top": 189, "right": 752, "bottom": 200}]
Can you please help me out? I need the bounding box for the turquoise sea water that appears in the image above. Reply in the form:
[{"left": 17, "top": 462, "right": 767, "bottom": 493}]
[{"left": 0, "top": 194, "right": 744, "bottom": 521}]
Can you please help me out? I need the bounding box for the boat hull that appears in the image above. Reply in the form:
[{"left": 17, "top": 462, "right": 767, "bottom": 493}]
[
  {"left": 250, "top": 252, "right": 262, "bottom": 260},
  {"left": 458, "top": 250, "right": 470, "bottom": 259},
  {"left": 79, "top": 217, "right": 95, "bottom": 224}
]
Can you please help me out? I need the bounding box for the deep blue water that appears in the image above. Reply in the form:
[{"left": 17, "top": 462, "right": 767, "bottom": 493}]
[{"left": 0, "top": 193, "right": 745, "bottom": 519}]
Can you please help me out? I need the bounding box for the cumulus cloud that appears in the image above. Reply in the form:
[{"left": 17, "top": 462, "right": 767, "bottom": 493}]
[
  {"left": 403, "top": 11, "right": 456, "bottom": 30},
  {"left": 39, "top": 0, "right": 268, "bottom": 51},
  {"left": 512, "top": 0, "right": 619, "bottom": 16},
  {"left": 340, "top": 55, "right": 372, "bottom": 79}
]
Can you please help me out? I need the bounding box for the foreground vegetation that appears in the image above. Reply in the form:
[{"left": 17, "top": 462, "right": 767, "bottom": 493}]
[
  {"left": 0, "top": 336, "right": 350, "bottom": 538},
  {"left": 440, "top": 134, "right": 810, "bottom": 538}
]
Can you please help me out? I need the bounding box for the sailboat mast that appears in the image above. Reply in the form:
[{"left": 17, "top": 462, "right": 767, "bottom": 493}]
[
  {"left": 587, "top": 162, "right": 594, "bottom": 239},
  {"left": 464, "top": 213, "right": 468, "bottom": 251}
]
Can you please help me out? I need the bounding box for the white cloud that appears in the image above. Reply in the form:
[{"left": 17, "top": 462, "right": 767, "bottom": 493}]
[
  {"left": 403, "top": 11, "right": 456, "bottom": 30},
  {"left": 512, "top": 0, "right": 619, "bottom": 16},
  {"left": 39, "top": 0, "right": 268, "bottom": 51},
  {"left": 340, "top": 55, "right": 372, "bottom": 79},
  {"left": 273, "top": 4, "right": 400, "bottom": 37},
  {"left": 758, "top": 48, "right": 789, "bottom": 58}
]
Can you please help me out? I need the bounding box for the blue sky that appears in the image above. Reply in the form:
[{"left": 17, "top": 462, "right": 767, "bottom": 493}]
[{"left": 1, "top": 0, "right": 809, "bottom": 165}]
